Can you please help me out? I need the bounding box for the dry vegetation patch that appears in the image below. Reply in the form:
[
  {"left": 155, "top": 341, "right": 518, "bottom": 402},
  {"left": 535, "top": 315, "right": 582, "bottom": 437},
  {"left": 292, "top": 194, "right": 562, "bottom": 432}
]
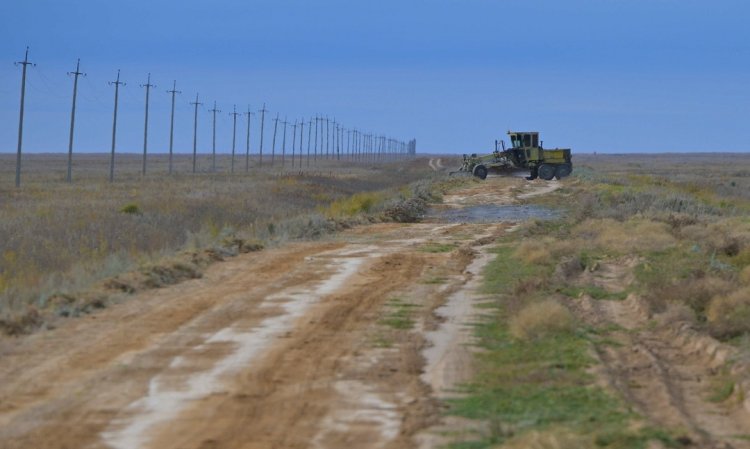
[
  {"left": 0, "top": 155, "right": 441, "bottom": 335},
  {"left": 508, "top": 299, "right": 574, "bottom": 341}
]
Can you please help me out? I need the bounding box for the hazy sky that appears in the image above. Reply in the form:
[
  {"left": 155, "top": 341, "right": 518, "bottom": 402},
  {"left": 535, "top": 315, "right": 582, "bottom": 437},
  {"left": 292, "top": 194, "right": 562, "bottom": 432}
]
[{"left": 0, "top": 0, "right": 748, "bottom": 154}]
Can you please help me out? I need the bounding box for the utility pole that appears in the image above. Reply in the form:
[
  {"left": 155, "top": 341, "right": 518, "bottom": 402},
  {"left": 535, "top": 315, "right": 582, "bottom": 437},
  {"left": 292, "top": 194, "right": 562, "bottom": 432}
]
[
  {"left": 258, "top": 103, "right": 268, "bottom": 167},
  {"left": 292, "top": 117, "right": 305, "bottom": 168},
  {"left": 306, "top": 118, "right": 312, "bottom": 167},
  {"left": 66, "top": 58, "right": 83, "bottom": 183},
  {"left": 271, "top": 113, "right": 279, "bottom": 166},
  {"left": 167, "top": 80, "right": 181, "bottom": 174},
  {"left": 14, "top": 47, "right": 34, "bottom": 188},
  {"left": 347, "top": 129, "right": 351, "bottom": 162},
  {"left": 190, "top": 93, "right": 202, "bottom": 173},
  {"left": 313, "top": 116, "right": 319, "bottom": 164},
  {"left": 141, "top": 73, "right": 155, "bottom": 177},
  {"left": 244, "top": 105, "right": 254, "bottom": 172},
  {"left": 210, "top": 101, "right": 221, "bottom": 172},
  {"left": 290, "top": 119, "right": 297, "bottom": 169},
  {"left": 281, "top": 117, "right": 288, "bottom": 168},
  {"left": 325, "top": 117, "right": 330, "bottom": 159},
  {"left": 334, "top": 121, "right": 340, "bottom": 161},
  {"left": 229, "top": 105, "right": 240, "bottom": 173},
  {"left": 109, "top": 69, "right": 125, "bottom": 183}
]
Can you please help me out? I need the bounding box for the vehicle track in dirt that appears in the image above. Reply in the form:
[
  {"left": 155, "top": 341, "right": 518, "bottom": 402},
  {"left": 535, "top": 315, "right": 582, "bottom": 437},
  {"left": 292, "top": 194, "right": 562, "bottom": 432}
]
[
  {"left": 571, "top": 261, "right": 750, "bottom": 449},
  {"left": 0, "top": 177, "right": 539, "bottom": 449}
]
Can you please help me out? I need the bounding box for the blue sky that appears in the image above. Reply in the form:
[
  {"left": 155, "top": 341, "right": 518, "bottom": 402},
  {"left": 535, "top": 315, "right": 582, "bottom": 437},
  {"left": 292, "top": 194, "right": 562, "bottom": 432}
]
[{"left": 0, "top": 0, "right": 748, "bottom": 154}]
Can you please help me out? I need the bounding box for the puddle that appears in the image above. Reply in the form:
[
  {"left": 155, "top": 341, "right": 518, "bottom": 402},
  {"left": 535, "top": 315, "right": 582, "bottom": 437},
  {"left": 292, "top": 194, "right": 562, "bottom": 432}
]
[{"left": 426, "top": 204, "right": 561, "bottom": 223}]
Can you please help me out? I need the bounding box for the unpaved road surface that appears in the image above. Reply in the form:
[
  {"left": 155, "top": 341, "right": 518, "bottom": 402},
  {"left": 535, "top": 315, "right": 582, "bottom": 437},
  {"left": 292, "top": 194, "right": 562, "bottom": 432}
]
[
  {"left": 2, "top": 176, "right": 747, "bottom": 449},
  {"left": 0, "top": 176, "right": 530, "bottom": 449}
]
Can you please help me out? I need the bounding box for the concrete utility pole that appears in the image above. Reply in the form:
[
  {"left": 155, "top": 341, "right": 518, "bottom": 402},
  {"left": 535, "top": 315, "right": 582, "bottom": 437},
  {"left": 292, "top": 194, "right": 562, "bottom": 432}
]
[
  {"left": 313, "top": 116, "right": 319, "bottom": 163},
  {"left": 141, "top": 73, "right": 155, "bottom": 177},
  {"left": 210, "top": 101, "right": 221, "bottom": 172},
  {"left": 290, "top": 119, "right": 297, "bottom": 169},
  {"left": 258, "top": 103, "right": 268, "bottom": 167},
  {"left": 325, "top": 117, "right": 330, "bottom": 159},
  {"left": 229, "top": 105, "right": 240, "bottom": 173},
  {"left": 271, "top": 113, "right": 279, "bottom": 166},
  {"left": 167, "top": 80, "right": 181, "bottom": 174},
  {"left": 15, "top": 47, "right": 34, "bottom": 188},
  {"left": 244, "top": 106, "right": 254, "bottom": 172},
  {"left": 109, "top": 69, "right": 125, "bottom": 183},
  {"left": 306, "top": 118, "right": 312, "bottom": 167},
  {"left": 66, "top": 58, "right": 83, "bottom": 183},
  {"left": 334, "top": 121, "right": 339, "bottom": 161},
  {"left": 292, "top": 118, "right": 305, "bottom": 168},
  {"left": 281, "top": 117, "right": 288, "bottom": 168},
  {"left": 347, "top": 129, "right": 351, "bottom": 161},
  {"left": 190, "top": 93, "right": 202, "bottom": 173}
]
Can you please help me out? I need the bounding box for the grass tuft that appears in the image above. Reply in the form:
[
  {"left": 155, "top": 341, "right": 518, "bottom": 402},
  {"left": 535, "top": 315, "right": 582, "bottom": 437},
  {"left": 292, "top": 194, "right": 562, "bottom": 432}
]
[{"left": 509, "top": 299, "right": 574, "bottom": 341}]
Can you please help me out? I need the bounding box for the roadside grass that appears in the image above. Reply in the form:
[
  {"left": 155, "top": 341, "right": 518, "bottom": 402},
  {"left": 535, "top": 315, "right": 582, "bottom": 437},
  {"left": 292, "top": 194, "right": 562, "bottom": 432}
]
[
  {"left": 450, "top": 246, "right": 674, "bottom": 448},
  {"left": 419, "top": 242, "right": 458, "bottom": 253},
  {"left": 559, "top": 285, "right": 629, "bottom": 301},
  {"left": 0, "top": 155, "right": 441, "bottom": 335},
  {"left": 449, "top": 155, "right": 750, "bottom": 447},
  {"left": 379, "top": 297, "right": 419, "bottom": 330}
]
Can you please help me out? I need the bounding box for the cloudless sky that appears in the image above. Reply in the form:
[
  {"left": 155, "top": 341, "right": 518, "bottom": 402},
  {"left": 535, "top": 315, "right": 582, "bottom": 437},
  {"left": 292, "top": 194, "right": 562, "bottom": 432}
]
[{"left": 0, "top": 0, "right": 748, "bottom": 154}]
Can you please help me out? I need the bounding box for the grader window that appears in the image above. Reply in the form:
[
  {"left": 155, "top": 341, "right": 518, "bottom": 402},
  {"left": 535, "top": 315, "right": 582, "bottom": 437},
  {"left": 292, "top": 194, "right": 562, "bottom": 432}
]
[
  {"left": 532, "top": 134, "right": 539, "bottom": 147},
  {"left": 523, "top": 134, "right": 532, "bottom": 147}
]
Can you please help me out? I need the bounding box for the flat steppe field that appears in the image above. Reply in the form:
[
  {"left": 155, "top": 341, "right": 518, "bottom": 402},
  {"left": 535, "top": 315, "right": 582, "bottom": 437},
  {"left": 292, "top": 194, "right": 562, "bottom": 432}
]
[{"left": 0, "top": 152, "right": 749, "bottom": 449}]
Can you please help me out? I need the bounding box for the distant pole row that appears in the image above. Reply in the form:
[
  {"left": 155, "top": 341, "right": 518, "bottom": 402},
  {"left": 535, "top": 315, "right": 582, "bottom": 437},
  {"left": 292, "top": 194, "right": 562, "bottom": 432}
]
[{"left": 10, "top": 48, "right": 416, "bottom": 186}]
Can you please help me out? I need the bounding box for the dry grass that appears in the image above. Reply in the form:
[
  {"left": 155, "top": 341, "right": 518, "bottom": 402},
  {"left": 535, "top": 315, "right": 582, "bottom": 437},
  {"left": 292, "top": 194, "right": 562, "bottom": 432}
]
[
  {"left": 499, "top": 427, "right": 594, "bottom": 449},
  {"left": 0, "top": 153, "right": 439, "bottom": 333},
  {"left": 707, "top": 287, "right": 750, "bottom": 339},
  {"left": 740, "top": 266, "right": 750, "bottom": 285},
  {"left": 513, "top": 240, "right": 553, "bottom": 266},
  {"left": 509, "top": 299, "right": 574, "bottom": 341},
  {"left": 572, "top": 218, "right": 676, "bottom": 254}
]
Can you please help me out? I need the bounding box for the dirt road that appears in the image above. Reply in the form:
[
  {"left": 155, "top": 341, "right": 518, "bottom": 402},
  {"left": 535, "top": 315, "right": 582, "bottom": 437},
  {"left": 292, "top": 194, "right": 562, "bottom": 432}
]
[
  {"left": 4, "top": 176, "right": 745, "bottom": 449},
  {"left": 0, "top": 177, "right": 528, "bottom": 449}
]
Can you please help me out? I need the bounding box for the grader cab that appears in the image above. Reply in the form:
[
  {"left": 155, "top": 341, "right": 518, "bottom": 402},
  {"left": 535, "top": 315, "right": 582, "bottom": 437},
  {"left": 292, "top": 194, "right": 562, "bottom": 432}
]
[{"left": 503, "top": 131, "right": 572, "bottom": 180}]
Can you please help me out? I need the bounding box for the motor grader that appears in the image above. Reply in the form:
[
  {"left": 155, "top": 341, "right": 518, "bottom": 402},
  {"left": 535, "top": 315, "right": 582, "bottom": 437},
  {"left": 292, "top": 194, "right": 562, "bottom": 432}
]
[{"left": 454, "top": 131, "right": 573, "bottom": 180}]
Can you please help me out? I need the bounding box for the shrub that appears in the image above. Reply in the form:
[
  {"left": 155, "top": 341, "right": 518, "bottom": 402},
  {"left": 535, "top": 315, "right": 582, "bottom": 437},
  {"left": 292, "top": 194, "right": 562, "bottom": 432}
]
[
  {"left": 514, "top": 240, "right": 552, "bottom": 266},
  {"left": 573, "top": 218, "right": 676, "bottom": 254},
  {"left": 740, "top": 266, "right": 750, "bottom": 285},
  {"left": 509, "top": 299, "right": 574, "bottom": 341},
  {"left": 706, "top": 287, "right": 750, "bottom": 339},
  {"left": 120, "top": 203, "right": 141, "bottom": 215}
]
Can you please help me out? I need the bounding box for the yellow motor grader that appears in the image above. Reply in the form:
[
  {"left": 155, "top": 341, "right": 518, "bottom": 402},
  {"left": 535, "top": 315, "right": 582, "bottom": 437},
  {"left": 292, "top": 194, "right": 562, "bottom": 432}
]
[{"left": 453, "top": 131, "right": 572, "bottom": 180}]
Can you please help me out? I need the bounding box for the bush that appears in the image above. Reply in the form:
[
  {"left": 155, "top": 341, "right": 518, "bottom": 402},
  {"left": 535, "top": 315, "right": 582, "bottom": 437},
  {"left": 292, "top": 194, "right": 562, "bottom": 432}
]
[
  {"left": 120, "top": 203, "right": 141, "bottom": 215},
  {"left": 740, "top": 266, "right": 750, "bottom": 285},
  {"left": 573, "top": 218, "right": 676, "bottom": 254},
  {"left": 509, "top": 299, "right": 574, "bottom": 341},
  {"left": 514, "top": 240, "right": 552, "bottom": 266},
  {"left": 706, "top": 287, "right": 750, "bottom": 339}
]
